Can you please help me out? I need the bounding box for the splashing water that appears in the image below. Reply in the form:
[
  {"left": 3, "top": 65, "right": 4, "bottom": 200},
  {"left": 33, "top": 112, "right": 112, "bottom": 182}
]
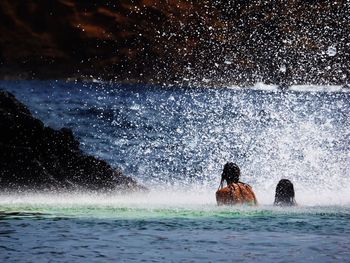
[
  {"left": 1, "top": 80, "right": 349, "bottom": 208},
  {"left": 1, "top": 81, "right": 350, "bottom": 262}
]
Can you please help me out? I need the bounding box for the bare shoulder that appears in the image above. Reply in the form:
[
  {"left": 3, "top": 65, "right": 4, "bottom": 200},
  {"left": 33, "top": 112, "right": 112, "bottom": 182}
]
[{"left": 238, "top": 182, "right": 253, "bottom": 189}]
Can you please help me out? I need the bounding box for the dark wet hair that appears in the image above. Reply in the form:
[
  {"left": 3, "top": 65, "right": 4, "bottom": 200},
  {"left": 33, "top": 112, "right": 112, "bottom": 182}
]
[
  {"left": 274, "top": 179, "right": 296, "bottom": 206},
  {"left": 221, "top": 162, "right": 240, "bottom": 185}
]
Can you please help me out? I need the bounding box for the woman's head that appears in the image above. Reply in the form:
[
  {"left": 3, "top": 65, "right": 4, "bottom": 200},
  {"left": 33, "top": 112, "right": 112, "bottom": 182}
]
[
  {"left": 274, "top": 179, "right": 296, "bottom": 206},
  {"left": 221, "top": 162, "right": 240, "bottom": 185}
]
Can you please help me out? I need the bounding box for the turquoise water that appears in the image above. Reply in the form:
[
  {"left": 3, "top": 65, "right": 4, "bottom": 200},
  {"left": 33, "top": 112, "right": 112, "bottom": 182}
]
[
  {"left": 0, "top": 81, "right": 349, "bottom": 262},
  {"left": 1, "top": 193, "right": 350, "bottom": 262}
]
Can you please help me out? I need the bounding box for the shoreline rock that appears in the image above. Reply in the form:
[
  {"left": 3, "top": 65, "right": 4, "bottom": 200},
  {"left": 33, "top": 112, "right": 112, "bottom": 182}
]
[{"left": 0, "top": 90, "right": 146, "bottom": 192}]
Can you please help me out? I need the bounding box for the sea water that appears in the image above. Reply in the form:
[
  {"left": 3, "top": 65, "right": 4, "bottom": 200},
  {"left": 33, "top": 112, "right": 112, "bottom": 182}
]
[{"left": 0, "top": 81, "right": 349, "bottom": 262}]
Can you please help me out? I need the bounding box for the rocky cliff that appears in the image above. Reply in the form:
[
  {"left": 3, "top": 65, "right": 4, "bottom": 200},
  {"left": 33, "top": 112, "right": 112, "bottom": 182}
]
[
  {"left": 0, "top": 0, "right": 349, "bottom": 86},
  {"left": 0, "top": 89, "right": 145, "bottom": 192}
]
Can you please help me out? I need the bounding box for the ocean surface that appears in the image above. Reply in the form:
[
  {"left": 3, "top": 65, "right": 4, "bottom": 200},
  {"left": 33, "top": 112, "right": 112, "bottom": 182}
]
[{"left": 0, "top": 80, "right": 349, "bottom": 262}]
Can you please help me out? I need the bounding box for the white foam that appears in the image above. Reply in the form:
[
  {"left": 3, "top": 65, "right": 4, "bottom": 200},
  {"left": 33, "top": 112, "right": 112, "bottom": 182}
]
[
  {"left": 226, "top": 84, "right": 349, "bottom": 92},
  {"left": 290, "top": 85, "right": 344, "bottom": 92},
  {"left": 251, "top": 82, "right": 279, "bottom": 91},
  {"left": 1, "top": 183, "right": 349, "bottom": 210}
]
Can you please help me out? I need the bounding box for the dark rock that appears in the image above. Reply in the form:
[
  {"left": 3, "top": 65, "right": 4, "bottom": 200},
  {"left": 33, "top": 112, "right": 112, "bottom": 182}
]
[
  {"left": 0, "top": 1, "right": 348, "bottom": 86},
  {"left": 0, "top": 90, "right": 146, "bottom": 192}
]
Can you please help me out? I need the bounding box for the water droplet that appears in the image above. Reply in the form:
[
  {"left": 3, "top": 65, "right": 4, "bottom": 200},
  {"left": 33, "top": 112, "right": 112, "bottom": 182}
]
[
  {"left": 326, "top": 46, "right": 337, "bottom": 57},
  {"left": 279, "top": 65, "right": 287, "bottom": 73}
]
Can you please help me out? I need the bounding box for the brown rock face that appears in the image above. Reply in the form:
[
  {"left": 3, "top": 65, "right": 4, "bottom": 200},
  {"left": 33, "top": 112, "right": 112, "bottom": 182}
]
[
  {"left": 0, "top": 0, "right": 349, "bottom": 86},
  {"left": 0, "top": 89, "right": 146, "bottom": 192}
]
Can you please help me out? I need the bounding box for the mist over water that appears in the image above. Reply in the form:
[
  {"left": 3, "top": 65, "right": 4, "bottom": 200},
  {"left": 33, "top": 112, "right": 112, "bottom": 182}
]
[{"left": 1, "top": 81, "right": 349, "bottom": 207}]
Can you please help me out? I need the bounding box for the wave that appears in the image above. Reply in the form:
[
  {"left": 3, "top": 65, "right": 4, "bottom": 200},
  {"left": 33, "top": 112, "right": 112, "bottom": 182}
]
[{"left": 227, "top": 82, "right": 349, "bottom": 92}]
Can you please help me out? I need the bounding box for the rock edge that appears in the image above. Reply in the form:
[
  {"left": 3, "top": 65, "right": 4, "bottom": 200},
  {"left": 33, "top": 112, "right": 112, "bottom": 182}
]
[{"left": 0, "top": 90, "right": 146, "bottom": 192}]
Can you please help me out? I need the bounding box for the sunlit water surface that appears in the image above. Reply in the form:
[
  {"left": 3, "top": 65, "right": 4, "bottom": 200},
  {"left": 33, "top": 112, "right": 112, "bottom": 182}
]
[{"left": 0, "top": 81, "right": 349, "bottom": 262}]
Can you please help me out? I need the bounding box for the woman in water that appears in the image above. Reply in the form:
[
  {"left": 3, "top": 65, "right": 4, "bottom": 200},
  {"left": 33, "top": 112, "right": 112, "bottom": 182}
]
[
  {"left": 274, "top": 179, "right": 297, "bottom": 206},
  {"left": 216, "top": 162, "right": 258, "bottom": 206}
]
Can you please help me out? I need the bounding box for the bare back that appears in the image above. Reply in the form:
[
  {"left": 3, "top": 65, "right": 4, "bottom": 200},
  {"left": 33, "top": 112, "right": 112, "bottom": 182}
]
[{"left": 216, "top": 182, "right": 258, "bottom": 206}]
